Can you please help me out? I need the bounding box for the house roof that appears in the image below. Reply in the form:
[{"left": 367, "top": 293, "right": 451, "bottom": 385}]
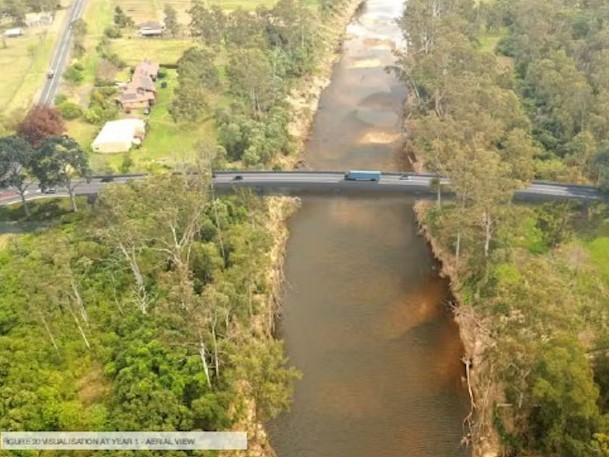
[
  {"left": 139, "top": 21, "right": 163, "bottom": 29},
  {"left": 137, "top": 60, "right": 159, "bottom": 77},
  {"left": 116, "top": 60, "right": 159, "bottom": 108},
  {"left": 92, "top": 119, "right": 146, "bottom": 147},
  {"left": 118, "top": 88, "right": 155, "bottom": 104},
  {"left": 132, "top": 73, "right": 155, "bottom": 91},
  {"left": 120, "top": 93, "right": 139, "bottom": 101},
  {"left": 4, "top": 28, "right": 22, "bottom": 36}
]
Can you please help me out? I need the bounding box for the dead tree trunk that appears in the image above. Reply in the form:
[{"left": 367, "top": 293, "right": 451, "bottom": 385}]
[{"left": 198, "top": 339, "right": 213, "bottom": 390}]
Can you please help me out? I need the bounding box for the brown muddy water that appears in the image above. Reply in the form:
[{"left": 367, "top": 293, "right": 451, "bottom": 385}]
[{"left": 267, "top": 0, "right": 470, "bottom": 456}]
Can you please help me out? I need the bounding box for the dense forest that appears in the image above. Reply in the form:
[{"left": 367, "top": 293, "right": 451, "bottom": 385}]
[
  {"left": 0, "top": 174, "right": 299, "bottom": 456},
  {"left": 396, "top": 0, "right": 609, "bottom": 455}
]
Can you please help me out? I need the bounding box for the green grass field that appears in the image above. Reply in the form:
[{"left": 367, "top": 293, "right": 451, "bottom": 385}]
[
  {"left": 111, "top": 38, "right": 193, "bottom": 66},
  {"left": 0, "top": 7, "right": 67, "bottom": 117}
]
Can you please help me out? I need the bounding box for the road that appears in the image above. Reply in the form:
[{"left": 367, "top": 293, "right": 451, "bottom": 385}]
[
  {"left": 0, "top": 172, "right": 604, "bottom": 207},
  {"left": 38, "top": 0, "right": 88, "bottom": 105}
]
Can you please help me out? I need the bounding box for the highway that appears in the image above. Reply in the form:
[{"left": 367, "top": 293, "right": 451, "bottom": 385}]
[
  {"left": 0, "top": 171, "right": 604, "bottom": 207},
  {"left": 38, "top": 0, "right": 88, "bottom": 105}
]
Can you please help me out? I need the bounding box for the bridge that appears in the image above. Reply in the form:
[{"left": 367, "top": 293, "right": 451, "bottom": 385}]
[{"left": 0, "top": 171, "right": 604, "bottom": 206}]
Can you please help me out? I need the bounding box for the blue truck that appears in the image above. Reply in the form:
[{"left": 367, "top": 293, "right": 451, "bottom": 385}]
[{"left": 344, "top": 170, "right": 381, "bottom": 182}]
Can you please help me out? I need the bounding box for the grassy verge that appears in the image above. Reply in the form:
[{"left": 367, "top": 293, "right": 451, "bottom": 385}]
[
  {"left": 0, "top": 6, "right": 67, "bottom": 117},
  {"left": 0, "top": 197, "right": 89, "bottom": 222}
]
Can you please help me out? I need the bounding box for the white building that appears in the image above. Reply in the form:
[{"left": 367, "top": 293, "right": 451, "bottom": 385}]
[
  {"left": 4, "top": 28, "right": 23, "bottom": 37},
  {"left": 91, "top": 119, "right": 146, "bottom": 154}
]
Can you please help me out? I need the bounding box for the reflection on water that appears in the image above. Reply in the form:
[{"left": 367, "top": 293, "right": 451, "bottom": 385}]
[
  {"left": 371, "top": 278, "right": 447, "bottom": 340},
  {"left": 268, "top": 0, "right": 470, "bottom": 455}
]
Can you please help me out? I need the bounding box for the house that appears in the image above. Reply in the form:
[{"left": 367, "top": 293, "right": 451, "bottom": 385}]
[
  {"left": 116, "top": 60, "right": 159, "bottom": 112},
  {"left": 138, "top": 21, "right": 164, "bottom": 37},
  {"left": 4, "top": 28, "right": 23, "bottom": 38},
  {"left": 91, "top": 118, "right": 146, "bottom": 153},
  {"left": 24, "top": 13, "right": 52, "bottom": 27},
  {"left": 137, "top": 60, "right": 160, "bottom": 81}
]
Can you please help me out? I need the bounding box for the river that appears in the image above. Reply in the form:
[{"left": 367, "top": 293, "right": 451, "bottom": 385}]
[{"left": 267, "top": 0, "right": 470, "bottom": 456}]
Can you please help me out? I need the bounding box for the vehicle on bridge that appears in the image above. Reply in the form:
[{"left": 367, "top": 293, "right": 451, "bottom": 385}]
[{"left": 344, "top": 170, "right": 381, "bottom": 182}]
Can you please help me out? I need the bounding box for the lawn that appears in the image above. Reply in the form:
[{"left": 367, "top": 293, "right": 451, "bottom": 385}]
[
  {"left": 111, "top": 37, "right": 193, "bottom": 66},
  {"left": 582, "top": 236, "right": 609, "bottom": 285},
  {"left": 67, "top": 69, "right": 215, "bottom": 171},
  {"left": 0, "top": 6, "right": 67, "bottom": 117},
  {"left": 128, "top": 69, "right": 215, "bottom": 167}
]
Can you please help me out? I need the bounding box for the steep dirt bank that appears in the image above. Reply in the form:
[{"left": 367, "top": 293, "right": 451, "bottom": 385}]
[
  {"left": 408, "top": 137, "right": 500, "bottom": 457},
  {"left": 412, "top": 200, "right": 501, "bottom": 457}
]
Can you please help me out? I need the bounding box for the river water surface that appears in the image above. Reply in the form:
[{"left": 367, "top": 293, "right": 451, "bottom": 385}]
[{"left": 268, "top": 1, "right": 470, "bottom": 456}]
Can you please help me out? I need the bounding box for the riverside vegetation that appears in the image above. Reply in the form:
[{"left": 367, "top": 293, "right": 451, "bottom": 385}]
[
  {"left": 0, "top": 173, "right": 300, "bottom": 457},
  {"left": 395, "top": 0, "right": 609, "bottom": 456},
  {"left": 0, "top": 0, "right": 363, "bottom": 454}
]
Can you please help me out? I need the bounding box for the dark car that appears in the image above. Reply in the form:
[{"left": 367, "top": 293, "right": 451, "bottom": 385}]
[
  {"left": 233, "top": 175, "right": 243, "bottom": 181},
  {"left": 47, "top": 70, "right": 55, "bottom": 79},
  {"left": 101, "top": 176, "right": 114, "bottom": 182}
]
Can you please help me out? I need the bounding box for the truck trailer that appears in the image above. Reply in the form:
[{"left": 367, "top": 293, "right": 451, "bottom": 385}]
[{"left": 344, "top": 170, "right": 381, "bottom": 182}]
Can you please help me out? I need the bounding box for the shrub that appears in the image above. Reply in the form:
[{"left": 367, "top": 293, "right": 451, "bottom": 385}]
[
  {"left": 64, "top": 65, "right": 84, "bottom": 84},
  {"left": 83, "top": 108, "right": 102, "bottom": 124},
  {"left": 16, "top": 105, "right": 65, "bottom": 147},
  {"left": 57, "top": 102, "right": 83, "bottom": 120},
  {"left": 54, "top": 93, "right": 68, "bottom": 105},
  {"left": 72, "top": 61, "right": 85, "bottom": 71},
  {"left": 104, "top": 26, "right": 122, "bottom": 38},
  {"left": 157, "top": 68, "right": 168, "bottom": 79}
]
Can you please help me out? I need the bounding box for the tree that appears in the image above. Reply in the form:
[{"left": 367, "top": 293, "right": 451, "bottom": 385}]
[
  {"left": 71, "top": 19, "right": 88, "bottom": 57},
  {"left": 31, "top": 136, "right": 90, "bottom": 212},
  {"left": 16, "top": 105, "right": 65, "bottom": 148},
  {"left": 225, "top": 8, "right": 263, "bottom": 49},
  {"left": 0, "top": 136, "right": 35, "bottom": 216},
  {"left": 227, "top": 338, "right": 300, "bottom": 435},
  {"left": 530, "top": 337, "right": 600, "bottom": 456},
  {"left": 176, "top": 47, "right": 220, "bottom": 91},
  {"left": 170, "top": 47, "right": 221, "bottom": 122},
  {"left": 169, "top": 84, "right": 208, "bottom": 122},
  {"left": 535, "top": 202, "right": 574, "bottom": 248},
  {"left": 591, "top": 148, "right": 609, "bottom": 192},
  {"left": 114, "top": 6, "right": 134, "bottom": 28},
  {"left": 188, "top": 0, "right": 225, "bottom": 48},
  {"left": 164, "top": 4, "right": 180, "bottom": 37},
  {"left": 226, "top": 48, "right": 276, "bottom": 117}
]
